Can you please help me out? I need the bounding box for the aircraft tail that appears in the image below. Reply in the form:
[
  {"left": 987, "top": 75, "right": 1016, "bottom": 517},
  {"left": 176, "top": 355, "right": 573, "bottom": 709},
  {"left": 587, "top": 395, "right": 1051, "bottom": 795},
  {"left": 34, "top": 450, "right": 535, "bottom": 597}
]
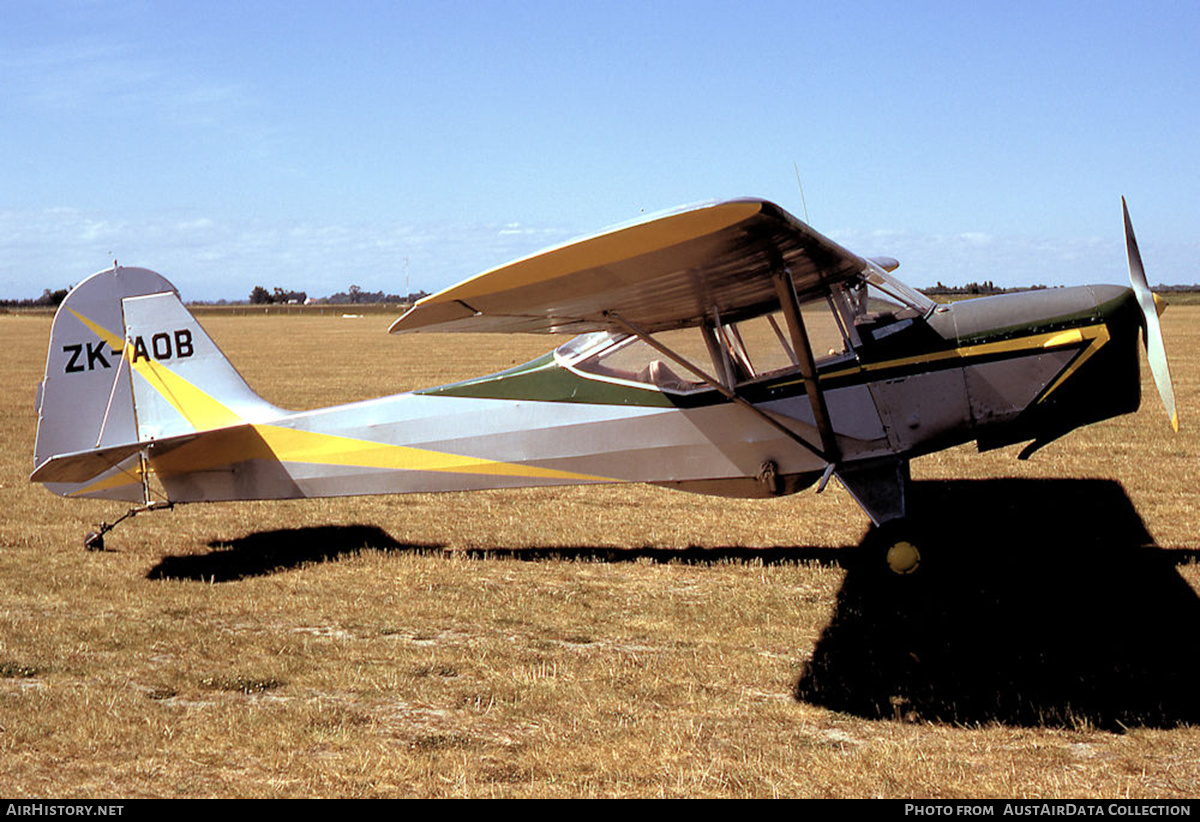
[{"left": 33, "top": 266, "right": 282, "bottom": 499}]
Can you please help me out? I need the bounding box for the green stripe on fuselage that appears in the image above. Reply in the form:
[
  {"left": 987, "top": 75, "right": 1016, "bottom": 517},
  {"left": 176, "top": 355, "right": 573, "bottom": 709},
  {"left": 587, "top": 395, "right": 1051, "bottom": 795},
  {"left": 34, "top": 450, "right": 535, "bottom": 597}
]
[{"left": 416, "top": 351, "right": 684, "bottom": 407}]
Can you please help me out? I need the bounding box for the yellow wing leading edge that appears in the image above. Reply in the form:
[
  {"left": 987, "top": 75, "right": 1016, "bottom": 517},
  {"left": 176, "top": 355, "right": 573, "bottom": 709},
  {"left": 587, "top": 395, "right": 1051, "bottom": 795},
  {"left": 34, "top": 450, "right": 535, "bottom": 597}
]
[{"left": 390, "top": 199, "right": 872, "bottom": 336}]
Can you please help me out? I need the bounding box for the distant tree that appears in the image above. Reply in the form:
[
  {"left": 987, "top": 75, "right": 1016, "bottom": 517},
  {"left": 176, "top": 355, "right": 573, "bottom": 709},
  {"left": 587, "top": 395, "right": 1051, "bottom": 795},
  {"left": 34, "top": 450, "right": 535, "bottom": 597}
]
[
  {"left": 0, "top": 287, "right": 69, "bottom": 309},
  {"left": 250, "top": 286, "right": 272, "bottom": 304},
  {"left": 272, "top": 288, "right": 307, "bottom": 304},
  {"left": 314, "top": 287, "right": 409, "bottom": 304}
]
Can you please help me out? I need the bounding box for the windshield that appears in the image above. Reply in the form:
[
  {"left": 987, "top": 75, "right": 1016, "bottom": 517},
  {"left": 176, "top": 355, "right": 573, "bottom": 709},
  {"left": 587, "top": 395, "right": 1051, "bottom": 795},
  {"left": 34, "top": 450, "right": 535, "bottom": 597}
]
[
  {"left": 862, "top": 263, "right": 935, "bottom": 315},
  {"left": 553, "top": 331, "right": 625, "bottom": 364}
]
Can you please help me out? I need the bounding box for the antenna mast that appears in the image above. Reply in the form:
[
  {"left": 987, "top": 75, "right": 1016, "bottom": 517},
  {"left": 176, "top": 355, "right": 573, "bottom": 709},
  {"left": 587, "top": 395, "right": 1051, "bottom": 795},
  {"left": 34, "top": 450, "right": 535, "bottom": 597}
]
[{"left": 793, "top": 162, "right": 810, "bottom": 224}]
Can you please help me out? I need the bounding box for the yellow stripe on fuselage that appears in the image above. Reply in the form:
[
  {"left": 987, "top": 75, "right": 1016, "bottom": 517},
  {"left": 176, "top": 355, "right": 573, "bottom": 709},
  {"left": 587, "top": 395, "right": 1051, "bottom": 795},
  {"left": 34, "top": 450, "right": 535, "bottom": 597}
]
[
  {"left": 1033, "top": 325, "right": 1110, "bottom": 404},
  {"left": 255, "top": 425, "right": 612, "bottom": 480},
  {"left": 148, "top": 423, "right": 614, "bottom": 483},
  {"left": 819, "top": 323, "right": 1109, "bottom": 384},
  {"left": 69, "top": 423, "right": 613, "bottom": 497}
]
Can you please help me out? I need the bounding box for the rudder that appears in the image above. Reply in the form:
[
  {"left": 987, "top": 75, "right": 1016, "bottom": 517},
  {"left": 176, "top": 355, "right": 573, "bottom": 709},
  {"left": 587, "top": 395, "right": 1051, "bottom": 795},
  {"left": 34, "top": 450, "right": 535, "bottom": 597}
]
[{"left": 121, "top": 289, "right": 283, "bottom": 440}]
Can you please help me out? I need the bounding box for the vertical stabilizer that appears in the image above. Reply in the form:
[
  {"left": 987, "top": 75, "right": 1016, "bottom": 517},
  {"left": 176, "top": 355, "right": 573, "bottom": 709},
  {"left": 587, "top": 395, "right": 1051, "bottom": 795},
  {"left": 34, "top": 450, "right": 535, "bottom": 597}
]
[
  {"left": 33, "top": 266, "right": 282, "bottom": 499},
  {"left": 35, "top": 267, "right": 174, "bottom": 472}
]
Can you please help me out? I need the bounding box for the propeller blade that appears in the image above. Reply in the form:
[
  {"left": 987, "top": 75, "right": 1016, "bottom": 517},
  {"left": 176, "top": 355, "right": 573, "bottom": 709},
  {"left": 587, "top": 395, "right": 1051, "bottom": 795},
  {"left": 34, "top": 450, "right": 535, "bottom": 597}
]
[{"left": 1123, "top": 197, "right": 1178, "bottom": 432}]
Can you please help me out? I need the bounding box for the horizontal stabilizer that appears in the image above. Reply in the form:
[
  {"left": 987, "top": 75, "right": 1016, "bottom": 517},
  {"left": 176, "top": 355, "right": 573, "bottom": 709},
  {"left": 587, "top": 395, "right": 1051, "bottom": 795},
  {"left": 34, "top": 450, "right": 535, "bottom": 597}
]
[
  {"left": 32, "top": 442, "right": 147, "bottom": 485},
  {"left": 31, "top": 432, "right": 202, "bottom": 485}
]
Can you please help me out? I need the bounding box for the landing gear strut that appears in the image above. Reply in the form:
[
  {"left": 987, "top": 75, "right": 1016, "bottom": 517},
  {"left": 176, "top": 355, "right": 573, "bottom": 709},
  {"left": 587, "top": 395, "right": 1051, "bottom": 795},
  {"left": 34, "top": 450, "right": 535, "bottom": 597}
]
[{"left": 835, "top": 458, "right": 920, "bottom": 575}]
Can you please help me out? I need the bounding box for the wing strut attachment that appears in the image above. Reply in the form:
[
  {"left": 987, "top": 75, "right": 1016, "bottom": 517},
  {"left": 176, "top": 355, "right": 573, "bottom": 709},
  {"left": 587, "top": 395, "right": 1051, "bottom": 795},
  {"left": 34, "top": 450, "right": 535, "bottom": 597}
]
[
  {"left": 605, "top": 311, "right": 830, "bottom": 463},
  {"left": 773, "top": 269, "right": 841, "bottom": 462}
]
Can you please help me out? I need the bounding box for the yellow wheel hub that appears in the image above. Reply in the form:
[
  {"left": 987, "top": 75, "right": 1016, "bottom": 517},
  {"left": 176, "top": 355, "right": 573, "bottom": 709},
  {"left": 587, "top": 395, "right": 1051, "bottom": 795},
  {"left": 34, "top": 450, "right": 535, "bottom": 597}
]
[{"left": 886, "top": 540, "right": 921, "bottom": 575}]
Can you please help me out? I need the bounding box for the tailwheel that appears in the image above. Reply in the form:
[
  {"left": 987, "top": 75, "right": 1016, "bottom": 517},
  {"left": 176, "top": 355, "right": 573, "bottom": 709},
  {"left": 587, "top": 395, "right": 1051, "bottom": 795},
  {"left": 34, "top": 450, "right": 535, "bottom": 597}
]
[{"left": 81, "top": 500, "right": 174, "bottom": 552}]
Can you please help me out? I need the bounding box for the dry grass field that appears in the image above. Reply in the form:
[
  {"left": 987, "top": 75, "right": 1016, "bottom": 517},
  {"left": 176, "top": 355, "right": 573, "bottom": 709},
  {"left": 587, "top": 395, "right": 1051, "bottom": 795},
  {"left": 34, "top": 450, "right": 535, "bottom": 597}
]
[{"left": 2, "top": 304, "right": 1200, "bottom": 798}]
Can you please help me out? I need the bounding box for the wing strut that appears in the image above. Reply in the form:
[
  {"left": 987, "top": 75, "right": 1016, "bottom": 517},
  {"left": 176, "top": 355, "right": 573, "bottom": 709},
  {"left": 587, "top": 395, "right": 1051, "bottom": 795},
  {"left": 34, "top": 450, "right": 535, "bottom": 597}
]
[
  {"left": 605, "top": 310, "right": 830, "bottom": 463},
  {"left": 773, "top": 269, "right": 840, "bottom": 461}
]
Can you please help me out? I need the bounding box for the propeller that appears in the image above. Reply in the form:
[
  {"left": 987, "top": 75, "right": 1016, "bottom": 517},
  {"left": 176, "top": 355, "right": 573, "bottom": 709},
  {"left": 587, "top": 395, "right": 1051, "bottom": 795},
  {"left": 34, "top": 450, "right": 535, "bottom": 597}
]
[{"left": 1123, "top": 197, "right": 1178, "bottom": 432}]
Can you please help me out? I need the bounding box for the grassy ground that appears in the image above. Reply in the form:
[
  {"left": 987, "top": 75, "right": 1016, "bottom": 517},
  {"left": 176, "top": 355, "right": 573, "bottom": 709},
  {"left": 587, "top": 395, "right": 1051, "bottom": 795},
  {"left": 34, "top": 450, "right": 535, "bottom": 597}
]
[{"left": 2, "top": 307, "right": 1199, "bottom": 797}]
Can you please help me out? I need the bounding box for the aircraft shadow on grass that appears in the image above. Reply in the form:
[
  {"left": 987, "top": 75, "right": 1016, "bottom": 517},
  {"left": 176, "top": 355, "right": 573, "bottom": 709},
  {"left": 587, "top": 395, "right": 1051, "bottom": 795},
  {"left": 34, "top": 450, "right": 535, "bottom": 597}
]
[
  {"left": 145, "top": 524, "right": 438, "bottom": 583},
  {"left": 794, "top": 477, "right": 1200, "bottom": 730},
  {"left": 144, "top": 478, "right": 1200, "bottom": 729}
]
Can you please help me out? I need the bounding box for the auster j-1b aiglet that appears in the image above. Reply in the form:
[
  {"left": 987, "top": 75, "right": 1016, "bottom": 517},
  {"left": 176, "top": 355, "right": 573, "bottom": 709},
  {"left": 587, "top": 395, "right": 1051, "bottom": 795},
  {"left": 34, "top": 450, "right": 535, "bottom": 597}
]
[{"left": 32, "top": 198, "right": 1177, "bottom": 571}]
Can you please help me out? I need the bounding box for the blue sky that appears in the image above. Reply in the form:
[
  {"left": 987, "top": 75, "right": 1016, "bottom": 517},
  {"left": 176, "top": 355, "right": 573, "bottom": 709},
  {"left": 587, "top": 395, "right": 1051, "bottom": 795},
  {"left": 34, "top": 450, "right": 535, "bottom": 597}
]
[{"left": 2, "top": 1, "right": 1197, "bottom": 301}]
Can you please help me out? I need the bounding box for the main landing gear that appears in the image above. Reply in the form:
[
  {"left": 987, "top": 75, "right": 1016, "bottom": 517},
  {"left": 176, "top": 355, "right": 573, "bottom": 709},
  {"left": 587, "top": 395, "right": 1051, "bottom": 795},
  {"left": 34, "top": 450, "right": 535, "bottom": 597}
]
[{"left": 834, "top": 457, "right": 922, "bottom": 575}]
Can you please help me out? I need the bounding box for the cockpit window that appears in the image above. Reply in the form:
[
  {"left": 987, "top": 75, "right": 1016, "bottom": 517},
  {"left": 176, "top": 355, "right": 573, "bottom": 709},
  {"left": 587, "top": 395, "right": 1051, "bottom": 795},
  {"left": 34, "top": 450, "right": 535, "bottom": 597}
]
[
  {"left": 570, "top": 327, "right": 710, "bottom": 392},
  {"left": 561, "top": 298, "right": 857, "bottom": 393},
  {"left": 727, "top": 305, "right": 850, "bottom": 383},
  {"left": 556, "top": 269, "right": 923, "bottom": 393}
]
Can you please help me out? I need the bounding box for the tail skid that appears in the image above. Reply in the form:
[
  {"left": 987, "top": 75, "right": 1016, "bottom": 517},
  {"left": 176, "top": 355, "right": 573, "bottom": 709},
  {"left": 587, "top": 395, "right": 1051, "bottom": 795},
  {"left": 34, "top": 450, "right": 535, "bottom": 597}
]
[{"left": 33, "top": 266, "right": 282, "bottom": 500}]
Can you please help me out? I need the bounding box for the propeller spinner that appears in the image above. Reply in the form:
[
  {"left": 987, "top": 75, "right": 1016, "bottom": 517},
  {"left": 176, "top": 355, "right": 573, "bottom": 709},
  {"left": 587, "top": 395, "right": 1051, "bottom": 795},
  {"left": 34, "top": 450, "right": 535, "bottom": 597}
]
[{"left": 1123, "top": 197, "right": 1178, "bottom": 432}]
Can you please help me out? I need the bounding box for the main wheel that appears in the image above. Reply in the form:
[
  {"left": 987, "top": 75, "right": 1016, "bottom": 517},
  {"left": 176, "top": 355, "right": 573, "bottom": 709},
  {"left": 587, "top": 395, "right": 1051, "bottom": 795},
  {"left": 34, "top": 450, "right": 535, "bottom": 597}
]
[
  {"left": 861, "top": 521, "right": 923, "bottom": 576},
  {"left": 885, "top": 538, "right": 921, "bottom": 575}
]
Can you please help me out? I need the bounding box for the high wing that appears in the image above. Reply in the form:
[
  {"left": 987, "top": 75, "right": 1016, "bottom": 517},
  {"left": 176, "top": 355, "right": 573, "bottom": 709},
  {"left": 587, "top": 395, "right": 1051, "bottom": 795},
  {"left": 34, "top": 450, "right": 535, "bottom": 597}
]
[{"left": 389, "top": 198, "right": 879, "bottom": 336}]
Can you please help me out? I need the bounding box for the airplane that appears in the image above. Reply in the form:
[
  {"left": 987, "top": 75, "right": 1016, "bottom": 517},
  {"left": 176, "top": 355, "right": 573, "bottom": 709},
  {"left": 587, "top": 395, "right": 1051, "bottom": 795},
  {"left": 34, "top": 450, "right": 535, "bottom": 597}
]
[{"left": 30, "top": 197, "right": 1176, "bottom": 573}]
